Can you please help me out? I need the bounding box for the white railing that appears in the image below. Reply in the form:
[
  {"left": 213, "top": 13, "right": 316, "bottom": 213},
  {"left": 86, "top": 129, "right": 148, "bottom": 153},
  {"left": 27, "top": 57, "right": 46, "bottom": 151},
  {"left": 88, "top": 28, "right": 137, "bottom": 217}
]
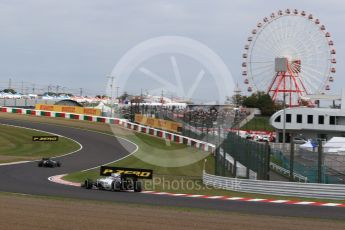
[
  {"left": 203, "top": 171, "right": 345, "bottom": 200},
  {"left": 270, "top": 162, "right": 308, "bottom": 182}
]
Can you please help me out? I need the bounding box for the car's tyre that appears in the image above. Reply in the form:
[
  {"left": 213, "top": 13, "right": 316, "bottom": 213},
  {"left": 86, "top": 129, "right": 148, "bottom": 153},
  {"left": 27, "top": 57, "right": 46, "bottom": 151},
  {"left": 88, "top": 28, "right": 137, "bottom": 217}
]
[
  {"left": 112, "top": 181, "right": 121, "bottom": 191},
  {"left": 57, "top": 162, "right": 61, "bottom": 167},
  {"left": 38, "top": 162, "right": 43, "bottom": 167},
  {"left": 84, "top": 179, "right": 93, "bottom": 189},
  {"left": 134, "top": 181, "right": 142, "bottom": 192}
]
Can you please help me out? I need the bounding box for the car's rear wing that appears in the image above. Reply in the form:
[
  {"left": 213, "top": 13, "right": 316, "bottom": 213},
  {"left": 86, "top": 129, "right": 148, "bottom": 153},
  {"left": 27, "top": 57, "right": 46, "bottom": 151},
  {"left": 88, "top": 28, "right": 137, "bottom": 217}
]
[{"left": 100, "top": 166, "right": 153, "bottom": 179}]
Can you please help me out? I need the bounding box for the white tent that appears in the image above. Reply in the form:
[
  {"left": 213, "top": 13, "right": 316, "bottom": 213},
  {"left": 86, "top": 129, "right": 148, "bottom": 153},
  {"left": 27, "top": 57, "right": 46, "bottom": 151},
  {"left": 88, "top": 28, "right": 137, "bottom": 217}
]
[
  {"left": 323, "top": 137, "right": 345, "bottom": 154},
  {"left": 299, "top": 140, "right": 316, "bottom": 152},
  {"left": 92, "top": 102, "right": 112, "bottom": 113}
]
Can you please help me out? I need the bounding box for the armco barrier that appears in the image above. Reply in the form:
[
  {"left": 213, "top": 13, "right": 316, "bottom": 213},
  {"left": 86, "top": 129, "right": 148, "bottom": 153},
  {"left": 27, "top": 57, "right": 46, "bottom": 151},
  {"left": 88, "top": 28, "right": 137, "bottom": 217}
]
[
  {"left": 203, "top": 170, "right": 345, "bottom": 200},
  {"left": 0, "top": 106, "right": 215, "bottom": 152},
  {"left": 270, "top": 162, "right": 308, "bottom": 182}
]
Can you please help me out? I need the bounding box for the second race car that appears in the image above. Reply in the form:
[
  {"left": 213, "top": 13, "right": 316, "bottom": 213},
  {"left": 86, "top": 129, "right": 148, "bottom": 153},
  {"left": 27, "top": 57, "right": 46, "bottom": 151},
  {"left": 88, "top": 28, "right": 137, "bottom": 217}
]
[{"left": 37, "top": 158, "right": 61, "bottom": 168}]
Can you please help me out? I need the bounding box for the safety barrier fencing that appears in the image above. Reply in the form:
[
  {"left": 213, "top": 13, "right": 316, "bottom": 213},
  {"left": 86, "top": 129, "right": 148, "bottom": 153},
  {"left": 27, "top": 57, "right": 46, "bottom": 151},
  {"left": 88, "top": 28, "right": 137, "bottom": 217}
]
[
  {"left": 203, "top": 170, "right": 345, "bottom": 200},
  {"left": 270, "top": 162, "right": 308, "bottom": 182},
  {"left": 0, "top": 106, "right": 216, "bottom": 152}
]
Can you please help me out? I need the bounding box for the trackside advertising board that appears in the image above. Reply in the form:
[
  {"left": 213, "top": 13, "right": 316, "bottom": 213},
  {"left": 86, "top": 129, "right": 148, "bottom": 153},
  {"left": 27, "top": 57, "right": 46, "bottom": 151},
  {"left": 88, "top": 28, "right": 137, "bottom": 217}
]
[
  {"left": 135, "top": 114, "right": 182, "bottom": 133},
  {"left": 35, "top": 104, "right": 101, "bottom": 116},
  {"left": 100, "top": 166, "right": 153, "bottom": 179},
  {"left": 32, "top": 136, "right": 59, "bottom": 141}
]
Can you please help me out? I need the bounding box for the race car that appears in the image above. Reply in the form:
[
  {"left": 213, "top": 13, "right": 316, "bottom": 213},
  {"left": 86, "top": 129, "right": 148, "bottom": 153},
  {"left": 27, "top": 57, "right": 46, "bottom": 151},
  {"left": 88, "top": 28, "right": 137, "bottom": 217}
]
[
  {"left": 37, "top": 158, "right": 61, "bottom": 168},
  {"left": 83, "top": 173, "right": 143, "bottom": 192}
]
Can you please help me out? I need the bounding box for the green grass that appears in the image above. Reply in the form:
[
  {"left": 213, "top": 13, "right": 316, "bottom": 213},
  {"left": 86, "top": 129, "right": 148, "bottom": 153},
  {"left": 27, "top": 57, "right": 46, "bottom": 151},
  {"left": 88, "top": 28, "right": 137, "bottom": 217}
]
[
  {"left": 64, "top": 130, "right": 214, "bottom": 181},
  {"left": 241, "top": 116, "right": 275, "bottom": 131},
  {"left": 0, "top": 124, "right": 80, "bottom": 163}
]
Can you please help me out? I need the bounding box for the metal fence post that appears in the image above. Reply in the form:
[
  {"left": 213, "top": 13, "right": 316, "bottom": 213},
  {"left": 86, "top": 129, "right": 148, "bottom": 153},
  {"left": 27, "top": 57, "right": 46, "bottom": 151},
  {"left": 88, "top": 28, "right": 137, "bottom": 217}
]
[
  {"left": 265, "top": 141, "right": 271, "bottom": 180},
  {"left": 215, "top": 147, "right": 219, "bottom": 176},
  {"left": 290, "top": 133, "right": 295, "bottom": 182},
  {"left": 246, "top": 140, "right": 250, "bottom": 179},
  {"left": 318, "top": 139, "right": 323, "bottom": 183}
]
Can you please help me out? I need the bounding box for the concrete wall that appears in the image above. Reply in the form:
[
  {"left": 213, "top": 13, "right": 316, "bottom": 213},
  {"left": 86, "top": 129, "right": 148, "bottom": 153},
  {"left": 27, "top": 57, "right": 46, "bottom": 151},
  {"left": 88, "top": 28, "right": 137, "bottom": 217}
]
[{"left": 0, "top": 99, "right": 58, "bottom": 107}]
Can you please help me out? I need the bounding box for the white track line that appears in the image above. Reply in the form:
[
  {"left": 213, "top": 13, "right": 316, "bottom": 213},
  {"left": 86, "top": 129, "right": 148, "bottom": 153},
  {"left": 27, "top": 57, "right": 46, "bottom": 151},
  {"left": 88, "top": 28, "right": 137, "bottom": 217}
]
[
  {"left": 80, "top": 132, "right": 139, "bottom": 172},
  {"left": 320, "top": 203, "right": 342, "bottom": 207},
  {"left": 269, "top": 200, "right": 289, "bottom": 203},
  {"left": 226, "top": 197, "right": 244, "bottom": 200},
  {"left": 293, "top": 201, "right": 315, "bottom": 205}
]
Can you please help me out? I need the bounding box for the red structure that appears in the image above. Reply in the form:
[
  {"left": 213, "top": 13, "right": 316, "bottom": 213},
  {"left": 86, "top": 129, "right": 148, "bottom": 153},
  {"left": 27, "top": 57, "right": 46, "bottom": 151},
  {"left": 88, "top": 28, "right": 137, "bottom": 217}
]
[{"left": 267, "top": 58, "right": 307, "bottom": 107}]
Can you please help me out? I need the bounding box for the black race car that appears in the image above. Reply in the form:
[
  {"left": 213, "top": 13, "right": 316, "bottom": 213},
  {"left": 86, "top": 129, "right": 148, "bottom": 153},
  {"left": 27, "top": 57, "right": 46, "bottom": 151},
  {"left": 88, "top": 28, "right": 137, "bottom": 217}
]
[{"left": 37, "top": 158, "right": 61, "bottom": 168}]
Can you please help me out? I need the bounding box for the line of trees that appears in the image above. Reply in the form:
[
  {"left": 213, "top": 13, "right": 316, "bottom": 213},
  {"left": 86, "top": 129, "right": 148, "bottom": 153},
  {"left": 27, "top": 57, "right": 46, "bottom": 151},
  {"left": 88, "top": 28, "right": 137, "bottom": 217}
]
[{"left": 0, "top": 89, "right": 17, "bottom": 94}]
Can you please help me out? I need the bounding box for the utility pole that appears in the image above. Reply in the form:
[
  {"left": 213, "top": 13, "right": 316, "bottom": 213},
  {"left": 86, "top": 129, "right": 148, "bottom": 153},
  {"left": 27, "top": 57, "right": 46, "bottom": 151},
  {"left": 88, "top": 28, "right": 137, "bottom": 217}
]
[
  {"left": 107, "top": 75, "right": 114, "bottom": 99},
  {"left": 282, "top": 92, "right": 286, "bottom": 150},
  {"left": 8, "top": 78, "right": 12, "bottom": 89},
  {"left": 115, "top": 87, "right": 120, "bottom": 101},
  {"left": 32, "top": 84, "right": 35, "bottom": 94},
  {"left": 107, "top": 75, "right": 115, "bottom": 117},
  {"left": 79, "top": 88, "right": 83, "bottom": 97},
  {"left": 20, "top": 81, "right": 24, "bottom": 94},
  {"left": 55, "top": 85, "right": 60, "bottom": 94}
]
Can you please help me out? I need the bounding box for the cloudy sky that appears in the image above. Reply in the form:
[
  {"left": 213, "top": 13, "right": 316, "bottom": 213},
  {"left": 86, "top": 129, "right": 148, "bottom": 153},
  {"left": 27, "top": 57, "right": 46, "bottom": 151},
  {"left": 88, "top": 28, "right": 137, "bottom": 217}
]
[{"left": 0, "top": 0, "right": 343, "bottom": 102}]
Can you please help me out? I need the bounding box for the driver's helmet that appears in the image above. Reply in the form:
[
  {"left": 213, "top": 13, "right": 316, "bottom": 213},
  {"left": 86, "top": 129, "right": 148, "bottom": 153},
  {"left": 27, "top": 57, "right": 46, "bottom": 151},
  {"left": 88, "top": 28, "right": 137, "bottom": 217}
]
[{"left": 110, "top": 173, "right": 121, "bottom": 178}]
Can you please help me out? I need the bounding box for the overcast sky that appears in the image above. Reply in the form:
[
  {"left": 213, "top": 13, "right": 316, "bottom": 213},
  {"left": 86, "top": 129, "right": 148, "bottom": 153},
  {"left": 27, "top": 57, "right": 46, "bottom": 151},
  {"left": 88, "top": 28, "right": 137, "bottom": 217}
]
[{"left": 0, "top": 0, "right": 343, "bottom": 102}]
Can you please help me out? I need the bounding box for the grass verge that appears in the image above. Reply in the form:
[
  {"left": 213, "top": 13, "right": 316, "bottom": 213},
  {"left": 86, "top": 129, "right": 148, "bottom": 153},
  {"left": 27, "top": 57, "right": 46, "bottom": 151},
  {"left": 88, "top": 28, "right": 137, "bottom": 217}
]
[
  {"left": 241, "top": 116, "right": 274, "bottom": 131},
  {"left": 0, "top": 124, "right": 80, "bottom": 163}
]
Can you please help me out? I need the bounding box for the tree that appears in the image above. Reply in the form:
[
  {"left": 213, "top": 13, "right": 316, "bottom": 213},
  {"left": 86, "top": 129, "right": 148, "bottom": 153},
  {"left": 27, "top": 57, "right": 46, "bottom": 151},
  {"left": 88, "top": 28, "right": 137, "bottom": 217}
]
[
  {"left": 3, "top": 88, "right": 16, "bottom": 94},
  {"left": 231, "top": 94, "right": 245, "bottom": 106},
  {"left": 242, "top": 91, "right": 276, "bottom": 116},
  {"left": 119, "top": 92, "right": 129, "bottom": 101},
  {"left": 242, "top": 94, "right": 258, "bottom": 108},
  {"left": 257, "top": 93, "right": 275, "bottom": 116}
]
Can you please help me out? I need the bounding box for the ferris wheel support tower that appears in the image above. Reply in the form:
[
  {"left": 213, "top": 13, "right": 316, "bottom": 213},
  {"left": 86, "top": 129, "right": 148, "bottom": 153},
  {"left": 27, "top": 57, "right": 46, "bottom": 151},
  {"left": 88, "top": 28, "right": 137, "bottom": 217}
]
[{"left": 268, "top": 57, "right": 308, "bottom": 107}]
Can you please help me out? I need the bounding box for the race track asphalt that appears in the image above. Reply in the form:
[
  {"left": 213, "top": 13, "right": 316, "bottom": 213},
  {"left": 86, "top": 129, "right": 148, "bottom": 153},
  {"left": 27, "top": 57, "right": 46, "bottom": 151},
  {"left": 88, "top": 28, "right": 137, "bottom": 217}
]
[{"left": 1, "top": 118, "right": 345, "bottom": 220}]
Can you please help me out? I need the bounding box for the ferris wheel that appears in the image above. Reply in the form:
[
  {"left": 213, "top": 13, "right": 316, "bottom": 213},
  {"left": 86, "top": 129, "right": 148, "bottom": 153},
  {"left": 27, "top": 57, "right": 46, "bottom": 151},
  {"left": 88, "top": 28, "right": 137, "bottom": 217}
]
[{"left": 242, "top": 9, "right": 336, "bottom": 106}]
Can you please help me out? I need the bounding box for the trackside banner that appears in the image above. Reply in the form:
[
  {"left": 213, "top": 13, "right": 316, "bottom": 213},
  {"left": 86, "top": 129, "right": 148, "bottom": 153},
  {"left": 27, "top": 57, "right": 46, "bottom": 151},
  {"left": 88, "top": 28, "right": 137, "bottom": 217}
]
[
  {"left": 100, "top": 166, "right": 153, "bottom": 179},
  {"left": 32, "top": 136, "right": 59, "bottom": 141}
]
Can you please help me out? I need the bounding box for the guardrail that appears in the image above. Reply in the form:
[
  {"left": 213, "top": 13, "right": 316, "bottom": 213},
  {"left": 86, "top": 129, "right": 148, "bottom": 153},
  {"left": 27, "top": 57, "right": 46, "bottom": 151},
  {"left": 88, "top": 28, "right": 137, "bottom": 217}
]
[
  {"left": 203, "top": 170, "right": 345, "bottom": 200},
  {"left": 270, "top": 162, "right": 308, "bottom": 182}
]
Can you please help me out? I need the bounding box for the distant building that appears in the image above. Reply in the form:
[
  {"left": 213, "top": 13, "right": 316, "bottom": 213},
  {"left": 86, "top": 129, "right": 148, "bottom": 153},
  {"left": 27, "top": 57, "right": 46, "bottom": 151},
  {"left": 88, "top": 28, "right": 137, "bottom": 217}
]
[{"left": 270, "top": 91, "right": 345, "bottom": 142}]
